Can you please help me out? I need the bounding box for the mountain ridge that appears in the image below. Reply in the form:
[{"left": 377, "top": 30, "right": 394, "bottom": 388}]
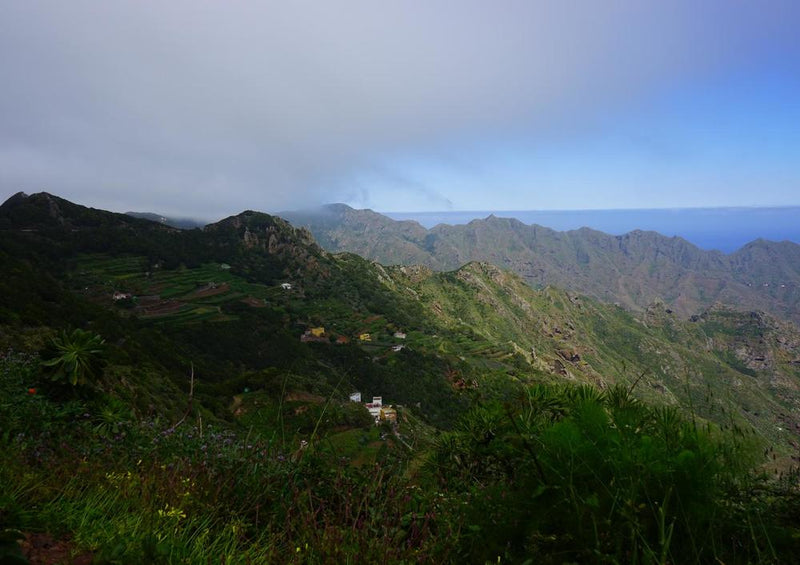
[
  {"left": 2, "top": 192, "right": 799, "bottom": 455},
  {"left": 282, "top": 203, "right": 800, "bottom": 324}
]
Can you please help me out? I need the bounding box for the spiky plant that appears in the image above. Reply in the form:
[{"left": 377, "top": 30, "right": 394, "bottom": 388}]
[{"left": 41, "top": 328, "right": 105, "bottom": 386}]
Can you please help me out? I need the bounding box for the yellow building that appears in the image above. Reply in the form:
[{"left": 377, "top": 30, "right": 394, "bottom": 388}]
[
  {"left": 358, "top": 333, "right": 371, "bottom": 342},
  {"left": 310, "top": 327, "right": 325, "bottom": 337}
]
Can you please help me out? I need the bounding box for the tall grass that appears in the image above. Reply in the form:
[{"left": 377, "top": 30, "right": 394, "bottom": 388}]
[
  {"left": 428, "top": 383, "right": 800, "bottom": 564},
  {"left": 2, "top": 353, "right": 799, "bottom": 563},
  {"left": 1, "top": 352, "right": 454, "bottom": 563}
]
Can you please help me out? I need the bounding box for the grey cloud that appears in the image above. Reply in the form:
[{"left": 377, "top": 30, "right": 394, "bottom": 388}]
[
  {"left": 340, "top": 164, "right": 455, "bottom": 211},
  {"left": 1, "top": 0, "right": 798, "bottom": 217}
]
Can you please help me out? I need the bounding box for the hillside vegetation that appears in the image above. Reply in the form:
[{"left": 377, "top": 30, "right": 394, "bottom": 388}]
[
  {"left": 1, "top": 192, "right": 799, "bottom": 563},
  {"left": 283, "top": 204, "right": 800, "bottom": 324}
]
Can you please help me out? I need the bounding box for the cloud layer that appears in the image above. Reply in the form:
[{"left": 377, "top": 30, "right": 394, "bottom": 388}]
[{"left": 1, "top": 1, "right": 798, "bottom": 217}]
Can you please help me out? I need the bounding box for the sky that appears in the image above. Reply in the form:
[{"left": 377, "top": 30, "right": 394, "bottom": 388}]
[{"left": 1, "top": 1, "right": 799, "bottom": 220}]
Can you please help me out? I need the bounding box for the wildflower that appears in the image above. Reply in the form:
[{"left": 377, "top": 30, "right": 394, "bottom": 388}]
[{"left": 158, "top": 504, "right": 186, "bottom": 520}]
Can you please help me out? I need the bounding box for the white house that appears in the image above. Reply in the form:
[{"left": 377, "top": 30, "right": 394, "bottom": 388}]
[
  {"left": 365, "top": 396, "right": 383, "bottom": 422},
  {"left": 281, "top": 283, "right": 292, "bottom": 290},
  {"left": 349, "top": 391, "right": 362, "bottom": 403}
]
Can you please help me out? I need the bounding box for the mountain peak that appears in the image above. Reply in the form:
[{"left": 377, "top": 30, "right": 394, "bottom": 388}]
[
  {"left": 323, "top": 203, "right": 357, "bottom": 213},
  {"left": 0, "top": 190, "right": 160, "bottom": 231},
  {"left": 209, "top": 209, "right": 294, "bottom": 235},
  {"left": 281, "top": 204, "right": 800, "bottom": 324},
  {"left": 207, "top": 209, "right": 321, "bottom": 253}
]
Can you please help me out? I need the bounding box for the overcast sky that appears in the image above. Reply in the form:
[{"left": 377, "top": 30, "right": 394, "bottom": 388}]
[{"left": 1, "top": 1, "right": 799, "bottom": 219}]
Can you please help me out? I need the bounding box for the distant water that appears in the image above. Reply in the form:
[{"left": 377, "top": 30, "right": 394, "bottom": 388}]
[{"left": 384, "top": 207, "right": 800, "bottom": 253}]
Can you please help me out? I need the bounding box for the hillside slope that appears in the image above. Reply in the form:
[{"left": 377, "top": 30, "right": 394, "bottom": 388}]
[
  {"left": 381, "top": 261, "right": 800, "bottom": 452},
  {"left": 282, "top": 204, "right": 800, "bottom": 324},
  {"left": 2, "top": 193, "right": 799, "bottom": 457}
]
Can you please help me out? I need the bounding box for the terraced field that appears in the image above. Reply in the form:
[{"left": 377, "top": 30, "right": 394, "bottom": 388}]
[
  {"left": 66, "top": 255, "right": 430, "bottom": 349},
  {"left": 68, "top": 254, "right": 287, "bottom": 324}
]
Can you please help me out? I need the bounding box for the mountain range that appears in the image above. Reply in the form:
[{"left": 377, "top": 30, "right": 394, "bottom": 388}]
[
  {"left": 4, "top": 191, "right": 800, "bottom": 562},
  {"left": 2, "top": 192, "right": 799, "bottom": 460},
  {"left": 282, "top": 204, "right": 800, "bottom": 325}
]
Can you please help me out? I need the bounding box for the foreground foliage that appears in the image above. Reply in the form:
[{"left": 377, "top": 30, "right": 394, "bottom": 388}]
[
  {"left": 2, "top": 352, "right": 454, "bottom": 563},
  {"left": 2, "top": 353, "right": 799, "bottom": 563},
  {"left": 430, "top": 384, "right": 800, "bottom": 563},
  {"left": 41, "top": 328, "right": 106, "bottom": 387}
]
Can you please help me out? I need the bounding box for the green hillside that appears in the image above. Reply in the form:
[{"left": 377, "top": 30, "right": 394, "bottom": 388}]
[
  {"left": 383, "top": 261, "right": 800, "bottom": 456},
  {"left": 2, "top": 192, "right": 799, "bottom": 563},
  {"left": 283, "top": 204, "right": 800, "bottom": 324}
]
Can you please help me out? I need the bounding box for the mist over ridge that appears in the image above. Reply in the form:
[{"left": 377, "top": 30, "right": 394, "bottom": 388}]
[
  {"left": 2, "top": 2, "right": 800, "bottom": 216},
  {"left": 3, "top": 1, "right": 800, "bottom": 560}
]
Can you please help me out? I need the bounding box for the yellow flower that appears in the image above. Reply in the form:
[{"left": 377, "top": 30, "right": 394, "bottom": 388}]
[{"left": 158, "top": 504, "right": 186, "bottom": 520}]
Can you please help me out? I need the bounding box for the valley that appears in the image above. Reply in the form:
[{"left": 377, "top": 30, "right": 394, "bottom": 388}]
[
  {"left": 283, "top": 204, "right": 800, "bottom": 324},
  {"left": 2, "top": 192, "right": 800, "bottom": 563}
]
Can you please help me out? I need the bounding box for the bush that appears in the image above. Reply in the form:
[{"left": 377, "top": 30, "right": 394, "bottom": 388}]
[
  {"left": 428, "top": 383, "right": 797, "bottom": 564},
  {"left": 41, "top": 329, "right": 105, "bottom": 387}
]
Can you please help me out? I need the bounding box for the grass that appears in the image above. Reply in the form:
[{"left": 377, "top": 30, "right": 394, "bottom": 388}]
[
  {"left": 323, "top": 427, "right": 386, "bottom": 463},
  {"left": 3, "top": 352, "right": 800, "bottom": 563},
  {"left": 428, "top": 384, "right": 800, "bottom": 564}
]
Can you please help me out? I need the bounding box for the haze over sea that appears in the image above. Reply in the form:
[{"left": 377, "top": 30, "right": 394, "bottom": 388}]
[{"left": 384, "top": 207, "right": 800, "bottom": 254}]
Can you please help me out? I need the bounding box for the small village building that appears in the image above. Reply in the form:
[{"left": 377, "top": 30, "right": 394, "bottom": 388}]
[
  {"left": 112, "top": 291, "right": 132, "bottom": 301},
  {"left": 300, "top": 327, "right": 327, "bottom": 343},
  {"left": 391, "top": 344, "right": 404, "bottom": 352},
  {"left": 335, "top": 336, "right": 349, "bottom": 345},
  {"left": 393, "top": 332, "right": 406, "bottom": 339},
  {"left": 219, "top": 263, "right": 231, "bottom": 270},
  {"left": 349, "top": 391, "right": 362, "bottom": 403},
  {"left": 365, "top": 396, "right": 383, "bottom": 422},
  {"left": 362, "top": 395, "right": 399, "bottom": 426},
  {"left": 280, "top": 283, "right": 292, "bottom": 290},
  {"left": 359, "top": 333, "right": 372, "bottom": 342}
]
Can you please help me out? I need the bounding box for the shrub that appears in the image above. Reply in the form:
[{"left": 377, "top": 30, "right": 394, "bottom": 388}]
[
  {"left": 41, "top": 329, "right": 106, "bottom": 387},
  {"left": 428, "top": 383, "right": 794, "bottom": 564}
]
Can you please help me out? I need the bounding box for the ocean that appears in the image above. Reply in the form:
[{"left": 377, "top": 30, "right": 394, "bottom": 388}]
[{"left": 384, "top": 207, "right": 800, "bottom": 254}]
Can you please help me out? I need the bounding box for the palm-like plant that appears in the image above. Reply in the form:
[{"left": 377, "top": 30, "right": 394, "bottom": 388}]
[{"left": 41, "top": 328, "right": 106, "bottom": 386}]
